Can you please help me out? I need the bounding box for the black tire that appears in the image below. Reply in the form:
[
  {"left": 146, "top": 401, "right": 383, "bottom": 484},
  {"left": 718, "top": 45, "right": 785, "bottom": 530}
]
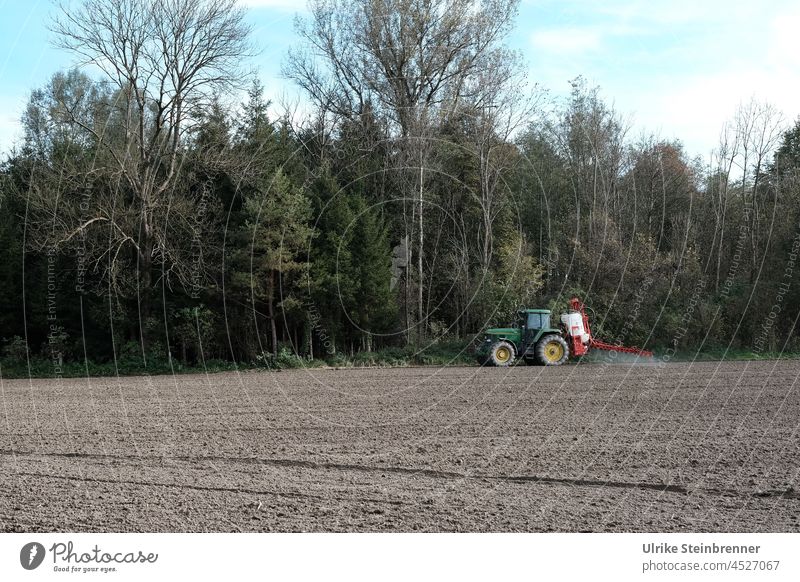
[
  {"left": 535, "top": 334, "right": 569, "bottom": 366},
  {"left": 487, "top": 341, "right": 515, "bottom": 367}
]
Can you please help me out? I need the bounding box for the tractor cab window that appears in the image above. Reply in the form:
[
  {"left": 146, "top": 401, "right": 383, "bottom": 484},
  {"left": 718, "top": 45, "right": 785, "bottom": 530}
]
[{"left": 526, "top": 312, "right": 550, "bottom": 330}]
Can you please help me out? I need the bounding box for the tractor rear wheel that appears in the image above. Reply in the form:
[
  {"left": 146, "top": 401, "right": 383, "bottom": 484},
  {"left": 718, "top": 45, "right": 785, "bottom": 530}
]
[
  {"left": 487, "top": 341, "right": 515, "bottom": 367},
  {"left": 535, "top": 334, "right": 569, "bottom": 366}
]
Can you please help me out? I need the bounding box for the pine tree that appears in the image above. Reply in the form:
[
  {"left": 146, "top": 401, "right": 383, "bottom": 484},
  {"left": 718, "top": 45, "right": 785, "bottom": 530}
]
[
  {"left": 237, "top": 168, "right": 311, "bottom": 355},
  {"left": 349, "top": 195, "right": 396, "bottom": 350},
  {"left": 306, "top": 165, "right": 357, "bottom": 355}
]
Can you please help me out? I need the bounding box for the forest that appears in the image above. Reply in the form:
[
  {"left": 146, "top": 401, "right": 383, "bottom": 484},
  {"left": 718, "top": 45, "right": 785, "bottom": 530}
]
[{"left": 1, "top": 0, "right": 799, "bottom": 375}]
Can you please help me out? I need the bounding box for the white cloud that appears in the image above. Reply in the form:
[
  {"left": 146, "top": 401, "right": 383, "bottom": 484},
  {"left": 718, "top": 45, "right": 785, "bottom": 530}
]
[
  {"left": 525, "top": 0, "right": 800, "bottom": 156},
  {"left": 631, "top": 5, "right": 800, "bottom": 155},
  {"left": 767, "top": 3, "right": 800, "bottom": 68}
]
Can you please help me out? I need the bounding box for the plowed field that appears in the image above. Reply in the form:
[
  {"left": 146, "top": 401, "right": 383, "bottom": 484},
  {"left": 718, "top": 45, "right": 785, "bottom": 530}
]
[{"left": 1, "top": 361, "right": 798, "bottom": 531}]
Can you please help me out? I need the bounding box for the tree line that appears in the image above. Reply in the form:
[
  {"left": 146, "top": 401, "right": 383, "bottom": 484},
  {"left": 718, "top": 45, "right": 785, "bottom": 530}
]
[{"left": 1, "top": 0, "right": 799, "bottom": 372}]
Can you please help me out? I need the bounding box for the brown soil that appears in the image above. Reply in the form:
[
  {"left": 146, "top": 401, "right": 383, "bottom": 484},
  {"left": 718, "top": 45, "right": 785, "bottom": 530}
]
[{"left": 1, "top": 361, "right": 798, "bottom": 532}]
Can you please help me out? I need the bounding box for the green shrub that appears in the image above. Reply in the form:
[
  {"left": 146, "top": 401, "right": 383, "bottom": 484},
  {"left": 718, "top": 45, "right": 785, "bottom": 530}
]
[
  {"left": 325, "top": 352, "right": 351, "bottom": 367},
  {"left": 255, "top": 346, "right": 306, "bottom": 369},
  {"left": 2, "top": 336, "right": 28, "bottom": 361}
]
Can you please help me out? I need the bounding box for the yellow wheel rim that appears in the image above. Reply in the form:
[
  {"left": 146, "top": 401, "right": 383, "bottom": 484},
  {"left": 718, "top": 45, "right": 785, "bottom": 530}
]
[
  {"left": 544, "top": 341, "right": 564, "bottom": 362},
  {"left": 495, "top": 346, "right": 511, "bottom": 363}
]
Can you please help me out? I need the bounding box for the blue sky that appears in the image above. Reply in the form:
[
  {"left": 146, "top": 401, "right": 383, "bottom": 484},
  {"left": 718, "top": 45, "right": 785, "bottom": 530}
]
[{"left": 1, "top": 0, "right": 798, "bottom": 158}]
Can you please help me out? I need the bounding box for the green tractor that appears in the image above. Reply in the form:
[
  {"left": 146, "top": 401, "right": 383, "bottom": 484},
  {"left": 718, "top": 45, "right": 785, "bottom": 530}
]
[{"left": 476, "top": 308, "right": 569, "bottom": 366}]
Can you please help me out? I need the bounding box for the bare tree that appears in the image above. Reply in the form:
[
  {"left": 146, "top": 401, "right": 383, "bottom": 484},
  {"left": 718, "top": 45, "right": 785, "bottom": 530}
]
[
  {"left": 465, "top": 61, "right": 540, "bottom": 271},
  {"left": 287, "top": 0, "right": 520, "bottom": 343},
  {"left": 545, "top": 78, "right": 628, "bottom": 283},
  {"left": 28, "top": 0, "right": 253, "bottom": 355},
  {"left": 708, "top": 99, "right": 785, "bottom": 290},
  {"left": 733, "top": 99, "right": 784, "bottom": 281},
  {"left": 709, "top": 121, "right": 739, "bottom": 290}
]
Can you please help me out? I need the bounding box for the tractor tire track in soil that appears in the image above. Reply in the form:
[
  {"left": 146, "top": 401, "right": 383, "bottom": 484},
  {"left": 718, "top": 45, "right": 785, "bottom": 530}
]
[{"left": 0, "top": 361, "right": 798, "bottom": 531}]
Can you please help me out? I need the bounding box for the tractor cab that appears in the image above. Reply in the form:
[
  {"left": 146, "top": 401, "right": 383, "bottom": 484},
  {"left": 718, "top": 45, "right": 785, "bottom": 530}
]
[
  {"left": 514, "top": 309, "right": 549, "bottom": 349},
  {"left": 522, "top": 309, "right": 550, "bottom": 334},
  {"left": 519, "top": 309, "right": 555, "bottom": 356}
]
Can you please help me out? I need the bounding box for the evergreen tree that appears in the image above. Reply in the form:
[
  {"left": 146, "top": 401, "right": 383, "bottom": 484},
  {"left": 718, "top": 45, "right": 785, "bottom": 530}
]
[
  {"left": 306, "top": 165, "right": 357, "bottom": 355},
  {"left": 236, "top": 168, "right": 311, "bottom": 356},
  {"left": 349, "top": 195, "right": 397, "bottom": 350}
]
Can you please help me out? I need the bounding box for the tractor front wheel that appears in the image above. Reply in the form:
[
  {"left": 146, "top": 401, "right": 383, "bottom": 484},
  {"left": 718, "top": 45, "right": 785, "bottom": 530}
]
[
  {"left": 535, "top": 334, "right": 569, "bottom": 366},
  {"left": 487, "top": 341, "right": 515, "bottom": 367}
]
